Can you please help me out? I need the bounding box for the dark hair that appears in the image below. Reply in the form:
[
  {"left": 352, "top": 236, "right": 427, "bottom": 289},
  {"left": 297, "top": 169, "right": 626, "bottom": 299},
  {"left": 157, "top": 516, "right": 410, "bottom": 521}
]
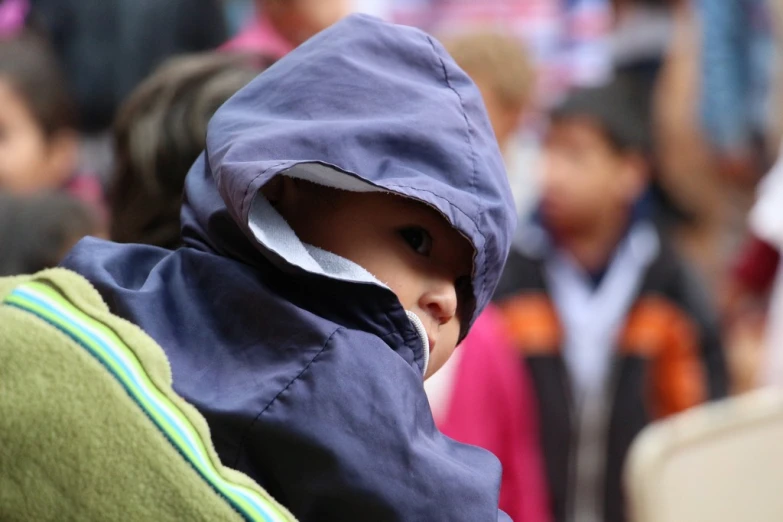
[
  {"left": 0, "top": 32, "right": 75, "bottom": 137},
  {"left": 551, "top": 82, "right": 651, "bottom": 154},
  {"left": 553, "top": 82, "right": 696, "bottom": 225},
  {"left": 110, "top": 52, "right": 266, "bottom": 249},
  {"left": 0, "top": 192, "right": 98, "bottom": 276}
]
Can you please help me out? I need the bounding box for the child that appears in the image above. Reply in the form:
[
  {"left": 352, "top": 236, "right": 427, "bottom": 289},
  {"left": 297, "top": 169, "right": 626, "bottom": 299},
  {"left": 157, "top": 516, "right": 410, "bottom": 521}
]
[
  {"left": 0, "top": 33, "right": 104, "bottom": 217},
  {"left": 111, "top": 52, "right": 265, "bottom": 249},
  {"left": 493, "top": 83, "right": 728, "bottom": 522},
  {"left": 62, "top": 14, "right": 516, "bottom": 520}
]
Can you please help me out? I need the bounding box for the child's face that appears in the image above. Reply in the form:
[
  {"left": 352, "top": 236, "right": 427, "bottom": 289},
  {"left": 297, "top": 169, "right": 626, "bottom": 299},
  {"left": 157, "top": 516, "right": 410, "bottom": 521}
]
[
  {"left": 541, "top": 117, "right": 645, "bottom": 234},
  {"left": 0, "top": 78, "right": 75, "bottom": 194},
  {"left": 270, "top": 178, "right": 474, "bottom": 379}
]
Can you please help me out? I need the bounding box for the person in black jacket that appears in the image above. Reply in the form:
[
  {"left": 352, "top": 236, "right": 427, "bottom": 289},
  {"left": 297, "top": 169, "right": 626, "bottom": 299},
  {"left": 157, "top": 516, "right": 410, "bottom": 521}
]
[{"left": 494, "top": 82, "right": 728, "bottom": 522}]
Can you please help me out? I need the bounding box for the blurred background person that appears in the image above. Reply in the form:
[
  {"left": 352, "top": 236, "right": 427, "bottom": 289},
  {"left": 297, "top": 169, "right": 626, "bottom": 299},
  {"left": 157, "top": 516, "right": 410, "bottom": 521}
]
[
  {"left": 110, "top": 52, "right": 266, "bottom": 249},
  {"left": 0, "top": 192, "right": 100, "bottom": 276},
  {"left": 694, "top": 0, "right": 774, "bottom": 293},
  {"left": 0, "top": 32, "right": 105, "bottom": 222},
  {"left": 391, "top": 0, "right": 614, "bottom": 108},
  {"left": 26, "top": 0, "right": 228, "bottom": 181},
  {"left": 493, "top": 83, "right": 727, "bottom": 522},
  {"left": 709, "top": 0, "right": 783, "bottom": 392},
  {"left": 442, "top": 30, "right": 537, "bottom": 215}
]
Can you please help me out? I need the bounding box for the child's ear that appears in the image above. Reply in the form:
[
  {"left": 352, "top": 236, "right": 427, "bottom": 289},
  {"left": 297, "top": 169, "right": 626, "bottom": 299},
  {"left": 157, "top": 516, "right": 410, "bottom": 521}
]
[{"left": 45, "top": 129, "right": 79, "bottom": 187}]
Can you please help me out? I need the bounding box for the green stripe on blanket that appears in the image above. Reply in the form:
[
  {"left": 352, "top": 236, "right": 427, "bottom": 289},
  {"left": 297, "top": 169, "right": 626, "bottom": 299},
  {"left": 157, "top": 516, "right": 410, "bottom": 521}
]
[{"left": 0, "top": 270, "right": 297, "bottom": 522}]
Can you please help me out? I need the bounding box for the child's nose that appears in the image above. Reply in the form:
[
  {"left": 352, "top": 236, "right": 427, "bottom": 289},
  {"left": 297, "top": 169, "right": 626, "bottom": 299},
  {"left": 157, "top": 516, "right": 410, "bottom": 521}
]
[{"left": 419, "top": 280, "right": 458, "bottom": 327}]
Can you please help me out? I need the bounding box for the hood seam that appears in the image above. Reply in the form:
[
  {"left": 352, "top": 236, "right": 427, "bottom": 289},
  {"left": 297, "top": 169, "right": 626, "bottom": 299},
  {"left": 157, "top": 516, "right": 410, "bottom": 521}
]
[
  {"left": 239, "top": 160, "right": 291, "bottom": 219},
  {"left": 426, "top": 36, "right": 479, "bottom": 199},
  {"left": 382, "top": 182, "right": 481, "bottom": 234},
  {"left": 425, "top": 36, "right": 489, "bottom": 322}
]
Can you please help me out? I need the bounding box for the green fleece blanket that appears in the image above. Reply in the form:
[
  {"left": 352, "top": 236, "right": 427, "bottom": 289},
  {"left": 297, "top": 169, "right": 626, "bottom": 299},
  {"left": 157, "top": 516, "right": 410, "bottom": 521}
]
[{"left": 0, "top": 269, "right": 296, "bottom": 522}]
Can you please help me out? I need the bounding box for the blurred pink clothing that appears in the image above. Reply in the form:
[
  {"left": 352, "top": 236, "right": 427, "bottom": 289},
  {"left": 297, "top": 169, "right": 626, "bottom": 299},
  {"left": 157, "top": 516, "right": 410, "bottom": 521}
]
[
  {"left": 221, "top": 11, "right": 293, "bottom": 59},
  {"left": 64, "top": 174, "right": 107, "bottom": 224},
  {"left": 0, "top": 0, "right": 28, "bottom": 38},
  {"left": 439, "top": 305, "right": 552, "bottom": 522}
]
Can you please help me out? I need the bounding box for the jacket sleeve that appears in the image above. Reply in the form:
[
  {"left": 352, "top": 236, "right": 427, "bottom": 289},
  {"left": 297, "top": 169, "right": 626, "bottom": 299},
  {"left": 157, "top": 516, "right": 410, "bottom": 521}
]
[{"left": 240, "top": 327, "right": 509, "bottom": 522}]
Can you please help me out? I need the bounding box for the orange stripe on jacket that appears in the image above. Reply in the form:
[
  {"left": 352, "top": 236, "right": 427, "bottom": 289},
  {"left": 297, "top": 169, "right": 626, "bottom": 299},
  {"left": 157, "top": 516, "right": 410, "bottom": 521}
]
[
  {"left": 499, "top": 294, "right": 561, "bottom": 355},
  {"left": 619, "top": 297, "right": 706, "bottom": 418},
  {"left": 500, "top": 293, "right": 706, "bottom": 418}
]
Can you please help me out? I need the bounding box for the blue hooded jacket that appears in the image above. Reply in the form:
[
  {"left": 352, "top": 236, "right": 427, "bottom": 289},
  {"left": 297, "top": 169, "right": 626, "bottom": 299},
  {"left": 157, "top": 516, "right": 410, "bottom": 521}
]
[{"left": 63, "top": 14, "right": 516, "bottom": 521}]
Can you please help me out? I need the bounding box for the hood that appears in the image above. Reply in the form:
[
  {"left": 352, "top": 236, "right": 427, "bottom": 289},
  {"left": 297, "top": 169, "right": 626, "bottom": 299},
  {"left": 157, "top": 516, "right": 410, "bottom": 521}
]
[{"left": 180, "top": 14, "right": 516, "bottom": 329}]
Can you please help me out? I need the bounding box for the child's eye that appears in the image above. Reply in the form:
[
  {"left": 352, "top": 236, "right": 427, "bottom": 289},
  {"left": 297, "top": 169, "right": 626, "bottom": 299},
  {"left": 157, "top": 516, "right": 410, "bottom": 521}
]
[{"left": 398, "top": 227, "right": 433, "bottom": 256}]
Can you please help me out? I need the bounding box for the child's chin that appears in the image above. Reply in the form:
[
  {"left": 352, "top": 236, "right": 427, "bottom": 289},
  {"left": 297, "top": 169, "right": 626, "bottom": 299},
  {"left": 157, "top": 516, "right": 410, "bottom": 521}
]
[{"left": 424, "top": 349, "right": 455, "bottom": 380}]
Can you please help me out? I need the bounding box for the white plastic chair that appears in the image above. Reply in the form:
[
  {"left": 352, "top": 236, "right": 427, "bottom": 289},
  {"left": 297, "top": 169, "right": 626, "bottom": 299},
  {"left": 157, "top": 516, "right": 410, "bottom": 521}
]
[{"left": 625, "top": 389, "right": 783, "bottom": 522}]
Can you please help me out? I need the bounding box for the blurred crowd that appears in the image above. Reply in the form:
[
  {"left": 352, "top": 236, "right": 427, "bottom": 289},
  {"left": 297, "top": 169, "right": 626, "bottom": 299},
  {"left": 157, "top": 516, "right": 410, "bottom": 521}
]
[{"left": 1, "top": 0, "right": 781, "bottom": 520}]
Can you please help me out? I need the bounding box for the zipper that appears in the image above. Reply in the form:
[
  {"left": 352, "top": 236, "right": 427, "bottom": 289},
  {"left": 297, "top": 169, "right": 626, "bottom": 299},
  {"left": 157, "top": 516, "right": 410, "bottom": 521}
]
[
  {"left": 558, "top": 359, "right": 578, "bottom": 522},
  {"left": 595, "top": 360, "right": 625, "bottom": 521},
  {"left": 405, "top": 310, "right": 430, "bottom": 377},
  {"left": 567, "top": 359, "right": 623, "bottom": 522}
]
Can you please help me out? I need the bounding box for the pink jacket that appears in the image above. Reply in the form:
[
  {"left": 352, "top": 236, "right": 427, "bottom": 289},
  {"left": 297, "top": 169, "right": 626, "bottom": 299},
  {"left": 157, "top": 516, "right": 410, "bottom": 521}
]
[{"left": 439, "top": 305, "right": 552, "bottom": 522}]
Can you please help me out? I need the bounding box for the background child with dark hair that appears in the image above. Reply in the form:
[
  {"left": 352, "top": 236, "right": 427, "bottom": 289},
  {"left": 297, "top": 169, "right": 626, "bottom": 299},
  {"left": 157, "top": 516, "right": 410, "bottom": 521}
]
[
  {"left": 110, "top": 52, "right": 266, "bottom": 249},
  {"left": 0, "top": 32, "right": 104, "bottom": 221},
  {"left": 493, "top": 82, "right": 728, "bottom": 522}
]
